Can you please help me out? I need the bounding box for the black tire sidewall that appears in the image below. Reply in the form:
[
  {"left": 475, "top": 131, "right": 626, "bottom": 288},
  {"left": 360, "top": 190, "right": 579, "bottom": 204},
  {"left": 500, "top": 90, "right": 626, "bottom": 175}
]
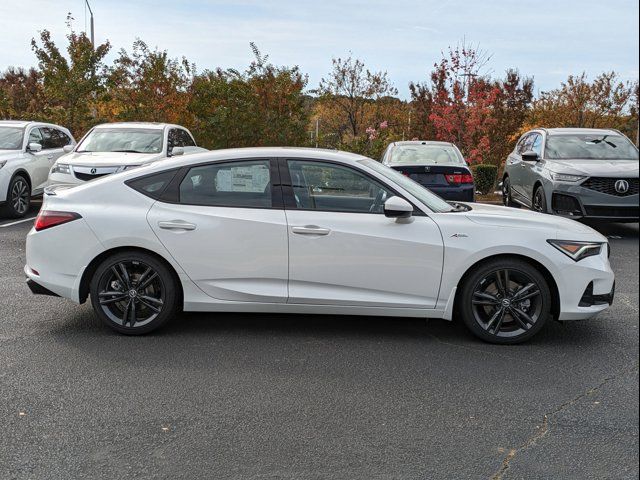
[
  {"left": 2, "top": 175, "right": 31, "bottom": 218},
  {"left": 89, "top": 251, "right": 177, "bottom": 335},
  {"left": 459, "top": 258, "right": 552, "bottom": 344},
  {"left": 534, "top": 186, "right": 548, "bottom": 213}
]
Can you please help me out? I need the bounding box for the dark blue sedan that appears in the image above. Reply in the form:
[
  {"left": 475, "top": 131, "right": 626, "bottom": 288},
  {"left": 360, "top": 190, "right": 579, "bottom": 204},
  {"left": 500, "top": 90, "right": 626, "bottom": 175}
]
[{"left": 381, "top": 140, "right": 475, "bottom": 202}]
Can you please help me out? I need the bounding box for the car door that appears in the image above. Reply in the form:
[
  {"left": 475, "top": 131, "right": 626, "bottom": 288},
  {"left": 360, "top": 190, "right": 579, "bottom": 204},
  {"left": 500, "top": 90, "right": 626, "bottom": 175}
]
[
  {"left": 147, "top": 158, "right": 289, "bottom": 303},
  {"left": 24, "top": 127, "right": 54, "bottom": 194},
  {"left": 507, "top": 133, "right": 532, "bottom": 203},
  {"left": 282, "top": 158, "right": 444, "bottom": 308},
  {"left": 522, "top": 133, "right": 544, "bottom": 201}
]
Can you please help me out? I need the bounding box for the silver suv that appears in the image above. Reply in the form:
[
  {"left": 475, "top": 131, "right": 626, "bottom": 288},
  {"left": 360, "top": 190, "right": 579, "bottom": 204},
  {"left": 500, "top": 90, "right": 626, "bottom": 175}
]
[{"left": 502, "top": 128, "right": 639, "bottom": 222}]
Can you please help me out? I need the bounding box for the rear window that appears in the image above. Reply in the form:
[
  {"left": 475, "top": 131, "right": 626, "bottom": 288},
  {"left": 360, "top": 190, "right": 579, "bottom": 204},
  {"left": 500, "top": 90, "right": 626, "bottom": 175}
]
[
  {"left": 389, "top": 144, "right": 465, "bottom": 165},
  {"left": 546, "top": 134, "right": 639, "bottom": 160},
  {"left": 127, "top": 169, "right": 179, "bottom": 199}
]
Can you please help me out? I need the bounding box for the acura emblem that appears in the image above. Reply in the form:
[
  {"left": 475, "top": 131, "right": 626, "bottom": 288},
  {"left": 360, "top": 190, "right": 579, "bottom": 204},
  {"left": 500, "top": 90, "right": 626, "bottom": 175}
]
[
  {"left": 424, "top": 166, "right": 431, "bottom": 172},
  {"left": 615, "top": 179, "right": 629, "bottom": 194},
  {"left": 90, "top": 168, "right": 97, "bottom": 175}
]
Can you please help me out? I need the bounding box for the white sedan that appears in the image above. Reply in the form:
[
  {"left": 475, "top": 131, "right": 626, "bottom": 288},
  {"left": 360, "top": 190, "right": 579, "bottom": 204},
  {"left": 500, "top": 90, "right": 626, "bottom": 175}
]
[{"left": 25, "top": 148, "right": 615, "bottom": 344}]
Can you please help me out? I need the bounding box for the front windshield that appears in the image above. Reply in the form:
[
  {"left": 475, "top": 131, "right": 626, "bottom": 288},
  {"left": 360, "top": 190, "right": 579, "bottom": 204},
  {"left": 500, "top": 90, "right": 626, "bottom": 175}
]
[
  {"left": 389, "top": 144, "right": 465, "bottom": 165},
  {"left": 0, "top": 127, "right": 24, "bottom": 150},
  {"left": 546, "top": 134, "right": 639, "bottom": 160},
  {"left": 360, "top": 159, "right": 455, "bottom": 213},
  {"left": 76, "top": 128, "right": 163, "bottom": 154}
]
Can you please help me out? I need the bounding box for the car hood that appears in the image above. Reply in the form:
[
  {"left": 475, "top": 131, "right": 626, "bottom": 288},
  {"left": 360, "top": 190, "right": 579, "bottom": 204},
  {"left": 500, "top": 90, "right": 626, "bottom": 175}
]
[
  {"left": 0, "top": 149, "right": 22, "bottom": 161},
  {"left": 59, "top": 151, "right": 163, "bottom": 167},
  {"left": 545, "top": 159, "right": 639, "bottom": 177},
  {"left": 463, "top": 203, "right": 605, "bottom": 240}
]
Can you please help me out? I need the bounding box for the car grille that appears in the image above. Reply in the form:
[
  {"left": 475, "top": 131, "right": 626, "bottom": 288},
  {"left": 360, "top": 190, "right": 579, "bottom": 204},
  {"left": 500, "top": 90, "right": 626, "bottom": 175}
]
[
  {"left": 74, "top": 172, "right": 111, "bottom": 181},
  {"left": 581, "top": 177, "right": 639, "bottom": 197},
  {"left": 583, "top": 205, "right": 640, "bottom": 218}
]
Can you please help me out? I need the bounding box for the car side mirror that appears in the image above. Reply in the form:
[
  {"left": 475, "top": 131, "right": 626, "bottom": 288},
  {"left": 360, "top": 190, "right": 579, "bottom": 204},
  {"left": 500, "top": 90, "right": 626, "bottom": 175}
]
[
  {"left": 62, "top": 145, "right": 74, "bottom": 153},
  {"left": 384, "top": 196, "right": 413, "bottom": 219},
  {"left": 521, "top": 150, "right": 540, "bottom": 162},
  {"left": 27, "top": 142, "right": 42, "bottom": 153},
  {"left": 169, "top": 146, "right": 184, "bottom": 157}
]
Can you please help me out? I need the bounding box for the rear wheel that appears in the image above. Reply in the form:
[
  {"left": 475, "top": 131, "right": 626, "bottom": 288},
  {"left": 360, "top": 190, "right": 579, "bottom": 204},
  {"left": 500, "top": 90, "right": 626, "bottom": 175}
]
[
  {"left": 1, "top": 175, "right": 31, "bottom": 218},
  {"left": 502, "top": 176, "right": 519, "bottom": 208},
  {"left": 532, "top": 185, "right": 548, "bottom": 213},
  {"left": 458, "top": 258, "right": 552, "bottom": 344},
  {"left": 89, "top": 251, "right": 178, "bottom": 335}
]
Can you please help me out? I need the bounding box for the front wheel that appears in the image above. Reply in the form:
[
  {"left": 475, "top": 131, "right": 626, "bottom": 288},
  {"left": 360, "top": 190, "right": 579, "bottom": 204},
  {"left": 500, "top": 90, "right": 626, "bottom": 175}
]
[
  {"left": 458, "top": 258, "right": 552, "bottom": 344},
  {"left": 1, "top": 175, "right": 31, "bottom": 218},
  {"left": 89, "top": 251, "right": 178, "bottom": 335},
  {"left": 532, "top": 186, "right": 548, "bottom": 213}
]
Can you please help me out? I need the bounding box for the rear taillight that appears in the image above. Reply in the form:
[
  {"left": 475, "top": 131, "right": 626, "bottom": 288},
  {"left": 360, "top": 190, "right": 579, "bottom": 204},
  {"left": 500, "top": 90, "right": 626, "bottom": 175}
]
[
  {"left": 34, "top": 211, "right": 82, "bottom": 231},
  {"left": 445, "top": 174, "right": 474, "bottom": 185}
]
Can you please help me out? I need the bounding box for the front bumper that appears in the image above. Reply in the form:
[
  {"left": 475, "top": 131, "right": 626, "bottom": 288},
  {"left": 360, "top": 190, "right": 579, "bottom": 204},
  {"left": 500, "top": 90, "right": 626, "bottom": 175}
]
[{"left": 548, "top": 182, "right": 639, "bottom": 222}]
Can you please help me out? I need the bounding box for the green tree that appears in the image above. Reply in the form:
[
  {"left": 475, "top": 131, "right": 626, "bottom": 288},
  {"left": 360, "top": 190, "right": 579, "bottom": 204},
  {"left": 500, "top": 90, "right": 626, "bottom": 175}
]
[{"left": 30, "top": 15, "right": 110, "bottom": 136}]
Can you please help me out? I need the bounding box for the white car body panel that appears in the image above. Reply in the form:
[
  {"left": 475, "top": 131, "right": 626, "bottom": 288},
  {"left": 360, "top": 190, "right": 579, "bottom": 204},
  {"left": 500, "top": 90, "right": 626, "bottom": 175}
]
[{"left": 25, "top": 147, "right": 615, "bottom": 326}]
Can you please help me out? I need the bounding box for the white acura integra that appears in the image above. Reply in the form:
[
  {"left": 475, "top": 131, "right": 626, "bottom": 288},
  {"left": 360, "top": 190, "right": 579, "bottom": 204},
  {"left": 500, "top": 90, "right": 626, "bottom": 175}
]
[{"left": 25, "top": 148, "right": 615, "bottom": 344}]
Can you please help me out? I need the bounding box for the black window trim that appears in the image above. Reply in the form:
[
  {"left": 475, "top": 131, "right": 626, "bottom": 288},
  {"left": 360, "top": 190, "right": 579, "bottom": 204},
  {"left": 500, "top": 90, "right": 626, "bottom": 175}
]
[
  {"left": 277, "top": 157, "right": 426, "bottom": 216},
  {"left": 125, "top": 168, "right": 181, "bottom": 200},
  {"left": 155, "top": 157, "right": 283, "bottom": 209}
]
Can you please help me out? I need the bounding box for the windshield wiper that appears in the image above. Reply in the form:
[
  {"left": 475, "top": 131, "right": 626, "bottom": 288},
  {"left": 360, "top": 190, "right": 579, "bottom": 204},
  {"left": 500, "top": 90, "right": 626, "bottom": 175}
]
[
  {"left": 111, "top": 149, "right": 148, "bottom": 153},
  {"left": 590, "top": 136, "right": 617, "bottom": 148}
]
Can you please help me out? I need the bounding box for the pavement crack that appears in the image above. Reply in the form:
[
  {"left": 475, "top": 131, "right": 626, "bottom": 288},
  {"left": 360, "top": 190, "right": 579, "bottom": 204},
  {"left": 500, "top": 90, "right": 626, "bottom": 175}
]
[{"left": 490, "top": 363, "right": 639, "bottom": 480}]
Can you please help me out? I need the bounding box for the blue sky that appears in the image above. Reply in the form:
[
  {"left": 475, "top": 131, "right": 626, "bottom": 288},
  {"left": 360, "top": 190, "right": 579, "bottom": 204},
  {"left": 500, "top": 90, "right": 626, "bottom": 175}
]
[{"left": 1, "top": 0, "right": 638, "bottom": 98}]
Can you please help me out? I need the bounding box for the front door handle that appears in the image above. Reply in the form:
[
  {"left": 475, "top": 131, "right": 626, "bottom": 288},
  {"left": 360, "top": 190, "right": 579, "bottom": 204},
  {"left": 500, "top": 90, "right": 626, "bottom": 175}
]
[
  {"left": 291, "top": 225, "right": 331, "bottom": 236},
  {"left": 158, "top": 220, "right": 197, "bottom": 231}
]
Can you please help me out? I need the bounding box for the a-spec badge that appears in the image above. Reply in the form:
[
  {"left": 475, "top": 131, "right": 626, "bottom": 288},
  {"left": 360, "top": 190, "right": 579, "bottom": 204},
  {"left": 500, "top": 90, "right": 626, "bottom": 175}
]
[{"left": 451, "top": 233, "right": 469, "bottom": 238}]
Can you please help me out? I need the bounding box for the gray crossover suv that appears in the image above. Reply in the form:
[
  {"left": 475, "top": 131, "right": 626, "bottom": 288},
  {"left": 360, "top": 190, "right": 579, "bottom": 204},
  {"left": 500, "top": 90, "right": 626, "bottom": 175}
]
[{"left": 503, "top": 128, "right": 639, "bottom": 222}]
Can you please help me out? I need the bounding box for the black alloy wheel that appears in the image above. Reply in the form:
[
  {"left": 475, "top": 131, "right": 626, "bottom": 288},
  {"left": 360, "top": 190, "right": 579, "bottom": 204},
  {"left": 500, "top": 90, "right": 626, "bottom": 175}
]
[
  {"left": 532, "top": 186, "right": 547, "bottom": 213},
  {"left": 90, "top": 252, "right": 177, "bottom": 334},
  {"left": 459, "top": 258, "right": 551, "bottom": 344}
]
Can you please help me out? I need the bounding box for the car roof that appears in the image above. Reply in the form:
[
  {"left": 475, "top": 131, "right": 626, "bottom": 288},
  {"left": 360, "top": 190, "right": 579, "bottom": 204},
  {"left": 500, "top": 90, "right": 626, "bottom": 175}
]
[
  {"left": 390, "top": 140, "right": 455, "bottom": 147},
  {"left": 93, "top": 122, "right": 181, "bottom": 130},
  {"left": 539, "top": 128, "right": 623, "bottom": 136},
  {"left": 0, "top": 120, "right": 71, "bottom": 131}
]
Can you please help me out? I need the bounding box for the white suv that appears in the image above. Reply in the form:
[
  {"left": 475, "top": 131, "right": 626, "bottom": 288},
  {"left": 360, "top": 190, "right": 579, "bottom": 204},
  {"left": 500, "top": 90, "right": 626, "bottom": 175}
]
[
  {"left": 0, "top": 120, "right": 75, "bottom": 218},
  {"left": 48, "top": 122, "right": 206, "bottom": 187}
]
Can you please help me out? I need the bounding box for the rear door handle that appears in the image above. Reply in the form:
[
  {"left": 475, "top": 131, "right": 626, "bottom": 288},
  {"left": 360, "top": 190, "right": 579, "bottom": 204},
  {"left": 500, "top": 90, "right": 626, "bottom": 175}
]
[
  {"left": 158, "top": 220, "right": 197, "bottom": 231},
  {"left": 291, "top": 225, "right": 331, "bottom": 236}
]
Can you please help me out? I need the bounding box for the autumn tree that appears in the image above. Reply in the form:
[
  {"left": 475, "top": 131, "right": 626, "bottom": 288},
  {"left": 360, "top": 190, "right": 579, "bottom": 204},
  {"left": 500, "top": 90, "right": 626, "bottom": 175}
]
[
  {"left": 316, "top": 55, "right": 397, "bottom": 140},
  {"left": 0, "top": 67, "right": 45, "bottom": 119},
  {"left": 30, "top": 15, "right": 110, "bottom": 136},
  {"left": 187, "top": 43, "right": 309, "bottom": 149},
  {"left": 105, "top": 39, "right": 194, "bottom": 124}
]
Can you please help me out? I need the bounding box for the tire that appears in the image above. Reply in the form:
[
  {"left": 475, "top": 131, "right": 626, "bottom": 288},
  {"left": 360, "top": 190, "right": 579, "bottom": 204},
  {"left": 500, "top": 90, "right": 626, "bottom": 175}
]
[
  {"left": 89, "top": 251, "right": 178, "bottom": 335},
  {"left": 532, "top": 185, "right": 548, "bottom": 213},
  {"left": 502, "top": 176, "right": 520, "bottom": 208},
  {"left": 1, "top": 175, "right": 31, "bottom": 218},
  {"left": 458, "top": 258, "right": 552, "bottom": 344}
]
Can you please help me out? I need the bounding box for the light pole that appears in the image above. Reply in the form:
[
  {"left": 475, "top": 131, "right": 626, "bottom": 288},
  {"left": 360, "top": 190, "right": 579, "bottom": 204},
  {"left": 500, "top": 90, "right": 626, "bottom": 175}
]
[{"left": 85, "top": 0, "right": 94, "bottom": 48}]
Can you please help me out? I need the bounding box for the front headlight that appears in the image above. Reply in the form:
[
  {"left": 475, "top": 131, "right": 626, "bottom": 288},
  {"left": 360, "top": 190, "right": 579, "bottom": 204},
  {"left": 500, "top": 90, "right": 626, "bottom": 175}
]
[
  {"left": 547, "top": 239, "right": 604, "bottom": 262},
  {"left": 51, "top": 163, "right": 70, "bottom": 175},
  {"left": 551, "top": 173, "right": 586, "bottom": 183}
]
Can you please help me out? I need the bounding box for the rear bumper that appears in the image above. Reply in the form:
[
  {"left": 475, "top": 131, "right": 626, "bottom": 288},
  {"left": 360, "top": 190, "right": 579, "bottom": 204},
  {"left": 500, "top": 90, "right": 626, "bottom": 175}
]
[
  {"left": 425, "top": 184, "right": 475, "bottom": 202},
  {"left": 26, "top": 278, "right": 60, "bottom": 297}
]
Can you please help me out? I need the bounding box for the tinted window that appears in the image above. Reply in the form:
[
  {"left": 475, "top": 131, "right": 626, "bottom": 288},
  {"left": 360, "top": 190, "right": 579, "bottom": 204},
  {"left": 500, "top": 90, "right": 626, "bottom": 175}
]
[
  {"left": 0, "top": 127, "right": 24, "bottom": 150},
  {"left": 40, "top": 128, "right": 57, "bottom": 149},
  {"left": 127, "top": 169, "right": 179, "bottom": 200},
  {"left": 179, "top": 160, "right": 272, "bottom": 208},
  {"left": 388, "top": 144, "right": 465, "bottom": 165},
  {"left": 545, "top": 134, "right": 639, "bottom": 160},
  {"left": 51, "top": 129, "right": 72, "bottom": 147},
  {"left": 169, "top": 129, "right": 196, "bottom": 148},
  {"left": 288, "top": 160, "right": 393, "bottom": 213}
]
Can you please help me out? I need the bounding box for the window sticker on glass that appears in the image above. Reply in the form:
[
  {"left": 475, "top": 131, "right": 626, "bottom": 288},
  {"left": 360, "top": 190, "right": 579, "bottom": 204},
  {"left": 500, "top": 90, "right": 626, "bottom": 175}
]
[{"left": 216, "top": 165, "right": 270, "bottom": 193}]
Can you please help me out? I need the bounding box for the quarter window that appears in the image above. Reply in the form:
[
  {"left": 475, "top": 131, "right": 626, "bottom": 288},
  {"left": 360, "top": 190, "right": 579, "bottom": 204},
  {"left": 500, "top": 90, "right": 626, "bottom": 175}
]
[
  {"left": 127, "top": 169, "right": 179, "bottom": 200},
  {"left": 179, "top": 160, "right": 272, "bottom": 208},
  {"left": 287, "top": 160, "right": 393, "bottom": 213}
]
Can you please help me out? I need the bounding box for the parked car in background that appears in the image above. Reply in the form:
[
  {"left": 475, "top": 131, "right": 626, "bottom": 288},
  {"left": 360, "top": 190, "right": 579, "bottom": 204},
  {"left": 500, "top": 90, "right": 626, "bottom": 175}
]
[
  {"left": 26, "top": 148, "right": 614, "bottom": 344},
  {"left": 48, "top": 122, "right": 206, "bottom": 186},
  {"left": 503, "top": 128, "right": 639, "bottom": 222},
  {"left": 381, "top": 140, "right": 475, "bottom": 202},
  {"left": 0, "top": 120, "right": 75, "bottom": 218}
]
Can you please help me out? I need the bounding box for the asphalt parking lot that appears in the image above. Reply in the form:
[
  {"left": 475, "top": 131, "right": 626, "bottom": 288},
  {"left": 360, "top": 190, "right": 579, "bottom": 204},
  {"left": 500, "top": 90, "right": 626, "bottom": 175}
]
[{"left": 1, "top": 204, "right": 638, "bottom": 480}]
